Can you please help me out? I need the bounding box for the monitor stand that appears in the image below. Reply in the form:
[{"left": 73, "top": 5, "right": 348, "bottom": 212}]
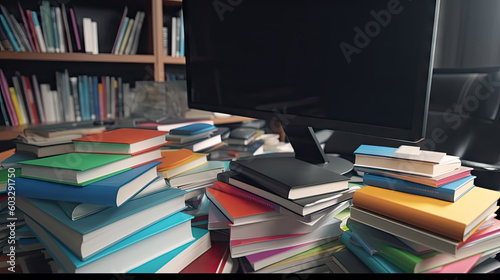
[{"left": 236, "top": 124, "right": 353, "bottom": 175}]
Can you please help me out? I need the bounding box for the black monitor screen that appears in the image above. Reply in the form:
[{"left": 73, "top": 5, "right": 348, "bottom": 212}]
[{"left": 183, "top": 0, "right": 439, "bottom": 142}]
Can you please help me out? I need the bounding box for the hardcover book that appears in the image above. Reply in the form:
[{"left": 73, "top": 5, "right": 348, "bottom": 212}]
[
  {"left": 352, "top": 186, "right": 500, "bottom": 241},
  {"left": 229, "top": 157, "right": 349, "bottom": 200}
]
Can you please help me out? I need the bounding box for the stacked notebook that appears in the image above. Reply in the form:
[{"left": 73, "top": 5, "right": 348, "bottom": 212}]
[
  {"left": 206, "top": 155, "right": 355, "bottom": 273},
  {"left": 342, "top": 144, "right": 500, "bottom": 273},
  {"left": 15, "top": 128, "right": 212, "bottom": 273}
]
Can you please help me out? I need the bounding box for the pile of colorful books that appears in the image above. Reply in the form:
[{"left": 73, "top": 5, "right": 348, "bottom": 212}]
[
  {"left": 163, "top": 123, "right": 224, "bottom": 153},
  {"left": 15, "top": 128, "right": 212, "bottom": 273},
  {"left": 343, "top": 144, "right": 500, "bottom": 273},
  {"left": 205, "top": 155, "right": 357, "bottom": 273}
]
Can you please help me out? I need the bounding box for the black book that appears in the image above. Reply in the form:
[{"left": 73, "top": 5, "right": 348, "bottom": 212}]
[{"left": 228, "top": 156, "right": 350, "bottom": 200}]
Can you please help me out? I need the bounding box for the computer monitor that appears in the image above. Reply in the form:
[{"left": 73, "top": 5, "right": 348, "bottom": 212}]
[{"left": 182, "top": 0, "right": 440, "bottom": 174}]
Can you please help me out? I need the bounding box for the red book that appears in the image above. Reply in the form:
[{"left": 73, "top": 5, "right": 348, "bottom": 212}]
[
  {"left": 72, "top": 128, "right": 167, "bottom": 155},
  {"left": 205, "top": 186, "right": 279, "bottom": 225},
  {"left": 25, "top": 9, "right": 41, "bottom": 52},
  {"left": 180, "top": 241, "right": 235, "bottom": 273},
  {"left": 22, "top": 76, "right": 39, "bottom": 124}
]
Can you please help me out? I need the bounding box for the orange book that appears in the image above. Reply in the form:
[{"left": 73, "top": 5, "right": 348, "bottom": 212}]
[
  {"left": 157, "top": 149, "right": 194, "bottom": 170},
  {"left": 205, "top": 187, "right": 279, "bottom": 225},
  {"left": 352, "top": 186, "right": 500, "bottom": 241},
  {"left": 72, "top": 128, "right": 167, "bottom": 154},
  {"left": 158, "top": 152, "right": 207, "bottom": 178}
]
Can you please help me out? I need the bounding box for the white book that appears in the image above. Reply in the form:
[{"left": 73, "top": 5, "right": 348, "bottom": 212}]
[
  {"left": 69, "top": 77, "right": 81, "bottom": 122},
  {"left": 163, "top": 26, "right": 168, "bottom": 56},
  {"left": 40, "top": 84, "right": 56, "bottom": 123},
  {"left": 175, "top": 15, "right": 180, "bottom": 57},
  {"left": 92, "top": 21, "right": 98, "bottom": 55},
  {"left": 171, "top": 17, "right": 177, "bottom": 57},
  {"left": 82, "top": 17, "right": 93, "bottom": 54},
  {"left": 55, "top": 7, "right": 66, "bottom": 53},
  {"left": 63, "top": 70, "right": 75, "bottom": 122}
]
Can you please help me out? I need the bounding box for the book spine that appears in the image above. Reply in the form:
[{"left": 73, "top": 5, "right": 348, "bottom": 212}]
[
  {"left": 82, "top": 17, "right": 92, "bottom": 54},
  {"left": 92, "top": 76, "right": 100, "bottom": 120},
  {"left": 91, "top": 20, "right": 98, "bottom": 55},
  {"left": 88, "top": 76, "right": 95, "bottom": 120},
  {"left": 31, "top": 74, "right": 45, "bottom": 123},
  {"left": 31, "top": 11, "right": 47, "bottom": 53},
  {"left": 0, "top": 87, "right": 10, "bottom": 126},
  {"left": 111, "top": 6, "right": 128, "bottom": 54},
  {"left": 70, "top": 77, "right": 81, "bottom": 122},
  {"left": 119, "top": 18, "right": 134, "bottom": 55},
  {"left": 18, "top": 2, "right": 36, "bottom": 52},
  {"left": 0, "top": 5, "right": 25, "bottom": 52},
  {"left": 362, "top": 173, "right": 454, "bottom": 202},
  {"left": 0, "top": 69, "right": 19, "bottom": 125},
  {"left": 0, "top": 14, "right": 20, "bottom": 51},
  {"left": 40, "top": 1, "right": 55, "bottom": 53},
  {"left": 69, "top": 8, "right": 81, "bottom": 51},
  {"left": 55, "top": 7, "right": 65, "bottom": 53},
  {"left": 114, "top": 17, "right": 129, "bottom": 55},
  {"left": 26, "top": 10, "right": 41, "bottom": 52},
  {"left": 50, "top": 7, "right": 59, "bottom": 53},
  {"left": 11, "top": 76, "right": 29, "bottom": 124},
  {"left": 21, "top": 75, "right": 39, "bottom": 124},
  {"left": 60, "top": 3, "right": 72, "bottom": 53},
  {"left": 0, "top": 20, "right": 14, "bottom": 51}
]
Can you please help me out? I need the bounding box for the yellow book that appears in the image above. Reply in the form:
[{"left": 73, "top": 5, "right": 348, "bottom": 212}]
[
  {"left": 159, "top": 152, "right": 208, "bottom": 179},
  {"left": 9, "top": 87, "right": 25, "bottom": 125},
  {"left": 119, "top": 18, "right": 134, "bottom": 55},
  {"left": 352, "top": 186, "right": 500, "bottom": 241}
]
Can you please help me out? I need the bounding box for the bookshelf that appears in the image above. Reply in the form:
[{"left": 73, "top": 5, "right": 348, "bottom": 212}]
[{"left": 0, "top": 0, "right": 188, "bottom": 129}]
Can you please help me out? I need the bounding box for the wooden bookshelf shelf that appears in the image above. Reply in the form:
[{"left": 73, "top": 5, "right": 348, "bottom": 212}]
[
  {"left": 0, "top": 51, "right": 155, "bottom": 64},
  {"left": 162, "top": 56, "right": 186, "bottom": 64}
]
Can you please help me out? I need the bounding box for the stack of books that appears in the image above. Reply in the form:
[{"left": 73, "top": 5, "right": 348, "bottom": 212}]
[
  {"left": 209, "top": 128, "right": 265, "bottom": 161},
  {"left": 342, "top": 144, "right": 500, "bottom": 273},
  {"left": 15, "top": 128, "right": 212, "bottom": 273},
  {"left": 205, "top": 156, "right": 358, "bottom": 273},
  {"left": 163, "top": 123, "right": 224, "bottom": 153}
]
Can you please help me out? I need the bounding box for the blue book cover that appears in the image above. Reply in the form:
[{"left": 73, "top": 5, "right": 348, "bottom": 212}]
[
  {"left": 354, "top": 145, "right": 398, "bottom": 158},
  {"left": 128, "top": 227, "right": 210, "bottom": 273},
  {"left": 27, "top": 212, "right": 194, "bottom": 272},
  {"left": 0, "top": 14, "right": 20, "bottom": 51},
  {"left": 169, "top": 123, "right": 217, "bottom": 136},
  {"left": 363, "top": 173, "right": 476, "bottom": 202},
  {"left": 17, "top": 187, "right": 187, "bottom": 259},
  {"left": 16, "top": 161, "right": 161, "bottom": 207},
  {"left": 340, "top": 231, "right": 403, "bottom": 273}
]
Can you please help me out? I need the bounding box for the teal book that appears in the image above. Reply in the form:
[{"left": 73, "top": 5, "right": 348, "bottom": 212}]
[
  {"left": 16, "top": 161, "right": 160, "bottom": 206},
  {"left": 340, "top": 231, "right": 403, "bottom": 273},
  {"left": 363, "top": 174, "right": 476, "bottom": 202},
  {"left": 26, "top": 212, "right": 194, "bottom": 273},
  {"left": 41, "top": 1, "right": 55, "bottom": 52},
  {"left": 129, "top": 227, "right": 211, "bottom": 273},
  {"left": 18, "top": 150, "right": 161, "bottom": 186},
  {"left": 17, "top": 187, "right": 187, "bottom": 260},
  {"left": 0, "top": 14, "right": 20, "bottom": 51}
]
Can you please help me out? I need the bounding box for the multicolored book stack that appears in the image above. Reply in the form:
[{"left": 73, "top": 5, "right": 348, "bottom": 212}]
[
  {"left": 15, "top": 128, "right": 212, "bottom": 273},
  {"left": 204, "top": 156, "right": 356, "bottom": 273},
  {"left": 342, "top": 144, "right": 500, "bottom": 273}
]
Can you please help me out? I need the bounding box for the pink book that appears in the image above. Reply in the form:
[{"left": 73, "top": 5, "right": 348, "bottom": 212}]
[
  {"left": 69, "top": 8, "right": 81, "bottom": 51},
  {"left": 0, "top": 69, "right": 19, "bottom": 126},
  {"left": 458, "top": 218, "right": 500, "bottom": 249},
  {"left": 17, "top": 2, "right": 36, "bottom": 52},
  {"left": 425, "top": 253, "right": 482, "bottom": 273},
  {"left": 111, "top": 6, "right": 128, "bottom": 54}
]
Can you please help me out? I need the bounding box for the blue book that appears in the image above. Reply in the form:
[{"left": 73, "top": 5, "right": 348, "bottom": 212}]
[
  {"left": 26, "top": 212, "right": 194, "bottom": 273},
  {"left": 87, "top": 76, "right": 94, "bottom": 120},
  {"left": 82, "top": 75, "right": 90, "bottom": 120},
  {"left": 169, "top": 123, "right": 217, "bottom": 136},
  {"left": 15, "top": 161, "right": 160, "bottom": 207},
  {"left": 129, "top": 227, "right": 210, "bottom": 273},
  {"left": 363, "top": 173, "right": 476, "bottom": 202},
  {"left": 114, "top": 17, "right": 129, "bottom": 55},
  {"left": 0, "top": 14, "right": 20, "bottom": 51},
  {"left": 92, "top": 76, "right": 100, "bottom": 120},
  {"left": 17, "top": 187, "right": 187, "bottom": 260},
  {"left": 340, "top": 231, "right": 403, "bottom": 273},
  {"left": 77, "top": 75, "right": 86, "bottom": 120}
]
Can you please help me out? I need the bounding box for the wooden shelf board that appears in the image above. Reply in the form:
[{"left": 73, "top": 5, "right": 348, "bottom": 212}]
[
  {"left": 0, "top": 51, "right": 155, "bottom": 64},
  {"left": 162, "top": 56, "right": 186, "bottom": 64}
]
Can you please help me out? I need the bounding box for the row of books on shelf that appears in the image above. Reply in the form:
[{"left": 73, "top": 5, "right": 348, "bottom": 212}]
[
  {"left": 0, "top": 68, "right": 130, "bottom": 127},
  {"left": 340, "top": 144, "right": 500, "bottom": 273},
  {"left": 163, "top": 9, "right": 185, "bottom": 58},
  {"left": 0, "top": 2, "right": 145, "bottom": 55}
]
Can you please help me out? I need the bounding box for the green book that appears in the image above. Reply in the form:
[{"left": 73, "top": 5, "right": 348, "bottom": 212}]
[{"left": 19, "top": 150, "right": 160, "bottom": 186}]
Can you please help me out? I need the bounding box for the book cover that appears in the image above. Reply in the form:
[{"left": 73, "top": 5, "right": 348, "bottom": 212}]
[
  {"left": 362, "top": 173, "right": 476, "bottom": 202},
  {"left": 179, "top": 238, "right": 235, "bottom": 273},
  {"left": 130, "top": 227, "right": 211, "bottom": 273},
  {"left": 158, "top": 152, "right": 207, "bottom": 178},
  {"left": 169, "top": 123, "right": 217, "bottom": 136},
  {"left": 16, "top": 187, "right": 187, "bottom": 260},
  {"left": 205, "top": 186, "right": 278, "bottom": 225},
  {"left": 229, "top": 157, "right": 349, "bottom": 200},
  {"left": 352, "top": 185, "right": 500, "bottom": 241},
  {"left": 16, "top": 161, "right": 160, "bottom": 207},
  {"left": 26, "top": 212, "right": 194, "bottom": 273},
  {"left": 156, "top": 148, "right": 193, "bottom": 170},
  {"left": 19, "top": 149, "right": 161, "bottom": 186},
  {"left": 353, "top": 145, "right": 461, "bottom": 177},
  {"left": 168, "top": 160, "right": 226, "bottom": 187},
  {"left": 72, "top": 128, "right": 167, "bottom": 154}
]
